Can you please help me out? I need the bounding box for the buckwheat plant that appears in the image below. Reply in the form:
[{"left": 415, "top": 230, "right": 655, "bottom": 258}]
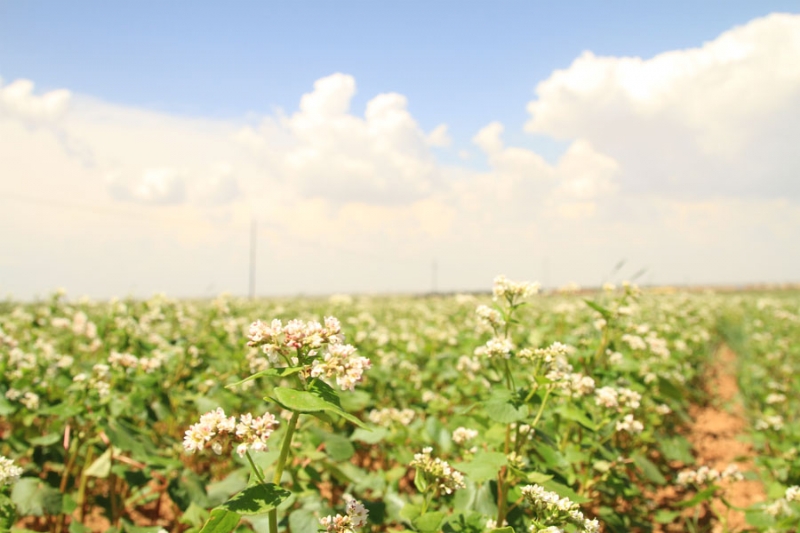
[
  {"left": 521, "top": 484, "right": 600, "bottom": 533},
  {"left": 410, "top": 447, "right": 466, "bottom": 512},
  {"left": 319, "top": 498, "right": 369, "bottom": 533},
  {"left": 1, "top": 455, "right": 23, "bottom": 529},
  {"left": 183, "top": 316, "right": 370, "bottom": 533}
]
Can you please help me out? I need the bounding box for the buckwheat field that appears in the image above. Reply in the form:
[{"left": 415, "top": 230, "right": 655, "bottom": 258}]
[{"left": 1, "top": 277, "right": 798, "bottom": 533}]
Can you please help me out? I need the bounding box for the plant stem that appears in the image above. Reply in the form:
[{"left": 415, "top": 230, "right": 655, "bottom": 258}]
[
  {"left": 530, "top": 387, "right": 552, "bottom": 429},
  {"left": 245, "top": 451, "right": 266, "bottom": 485},
  {"left": 268, "top": 411, "right": 300, "bottom": 533}
]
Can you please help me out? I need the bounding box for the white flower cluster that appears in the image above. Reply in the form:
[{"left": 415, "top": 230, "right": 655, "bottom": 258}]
[
  {"left": 452, "top": 427, "right": 479, "bottom": 444},
  {"left": 621, "top": 334, "right": 647, "bottom": 351},
  {"left": 493, "top": 275, "right": 540, "bottom": 302},
  {"left": 73, "top": 363, "right": 112, "bottom": 397},
  {"left": 594, "top": 386, "right": 641, "bottom": 411},
  {"left": 108, "top": 351, "right": 163, "bottom": 373},
  {"left": 410, "top": 447, "right": 465, "bottom": 495},
  {"left": 525, "top": 342, "right": 577, "bottom": 383},
  {"left": 763, "top": 486, "right": 800, "bottom": 518},
  {"left": 248, "top": 317, "right": 343, "bottom": 361},
  {"left": 368, "top": 408, "right": 415, "bottom": 427},
  {"left": 310, "top": 343, "right": 372, "bottom": 391},
  {"left": 183, "top": 407, "right": 278, "bottom": 457},
  {"left": 676, "top": 464, "right": 744, "bottom": 486},
  {"left": 474, "top": 337, "right": 514, "bottom": 359},
  {"left": 615, "top": 414, "right": 644, "bottom": 434},
  {"left": 655, "top": 404, "right": 672, "bottom": 416},
  {"left": 765, "top": 393, "right": 786, "bottom": 404},
  {"left": 755, "top": 415, "right": 784, "bottom": 431},
  {"left": 4, "top": 348, "right": 36, "bottom": 380},
  {"left": 558, "top": 373, "right": 596, "bottom": 398},
  {"left": 319, "top": 498, "right": 369, "bottom": 533},
  {"left": 0, "top": 455, "right": 23, "bottom": 487},
  {"left": 521, "top": 484, "right": 600, "bottom": 533},
  {"left": 476, "top": 305, "right": 505, "bottom": 329},
  {"left": 247, "top": 317, "right": 370, "bottom": 391},
  {"left": 645, "top": 334, "right": 670, "bottom": 360},
  {"left": 456, "top": 355, "right": 482, "bottom": 379},
  {"left": 5, "top": 389, "right": 40, "bottom": 410}
]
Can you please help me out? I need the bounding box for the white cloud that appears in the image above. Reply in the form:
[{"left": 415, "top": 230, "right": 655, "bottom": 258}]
[
  {"left": 3, "top": 13, "right": 800, "bottom": 300},
  {"left": 107, "top": 167, "right": 187, "bottom": 205},
  {"left": 0, "top": 78, "right": 71, "bottom": 124},
  {"left": 194, "top": 163, "right": 241, "bottom": 206},
  {"left": 426, "top": 124, "right": 452, "bottom": 147},
  {"left": 525, "top": 13, "right": 800, "bottom": 199},
  {"left": 469, "top": 121, "right": 618, "bottom": 219},
  {"left": 238, "top": 73, "right": 441, "bottom": 205}
]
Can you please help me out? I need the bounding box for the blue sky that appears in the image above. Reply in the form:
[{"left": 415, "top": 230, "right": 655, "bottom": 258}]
[
  {"left": 1, "top": 2, "right": 799, "bottom": 298},
  {"left": 3, "top": 1, "right": 796, "bottom": 161}
]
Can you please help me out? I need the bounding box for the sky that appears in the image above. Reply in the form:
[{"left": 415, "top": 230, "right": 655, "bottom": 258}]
[{"left": 1, "top": 1, "right": 799, "bottom": 299}]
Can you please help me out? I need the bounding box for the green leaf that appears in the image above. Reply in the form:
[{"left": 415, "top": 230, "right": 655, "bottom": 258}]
[
  {"left": 654, "top": 510, "right": 680, "bottom": 524},
  {"left": 339, "top": 390, "right": 371, "bottom": 412},
  {"left": 660, "top": 436, "right": 694, "bottom": 464},
  {"left": 288, "top": 509, "right": 318, "bottom": 533},
  {"left": 269, "top": 387, "right": 366, "bottom": 429},
  {"left": 559, "top": 405, "right": 596, "bottom": 431},
  {"left": 676, "top": 486, "right": 718, "bottom": 508},
  {"left": 350, "top": 427, "right": 388, "bottom": 444},
  {"left": 399, "top": 503, "right": 422, "bottom": 523},
  {"left": 413, "top": 468, "right": 428, "bottom": 493},
  {"left": 413, "top": 511, "right": 445, "bottom": 533},
  {"left": 483, "top": 390, "right": 528, "bottom": 424},
  {"left": 541, "top": 480, "right": 591, "bottom": 504},
  {"left": 218, "top": 484, "right": 291, "bottom": 516},
  {"left": 454, "top": 452, "right": 506, "bottom": 484},
  {"left": 526, "top": 472, "right": 554, "bottom": 484},
  {"left": 441, "top": 511, "right": 487, "bottom": 533},
  {"left": 179, "top": 502, "right": 210, "bottom": 528},
  {"left": 745, "top": 510, "right": 776, "bottom": 528},
  {"left": 84, "top": 448, "right": 113, "bottom": 478},
  {"left": 69, "top": 521, "right": 92, "bottom": 533},
  {"left": 199, "top": 508, "right": 241, "bottom": 533},
  {"left": 584, "top": 299, "right": 612, "bottom": 319},
  {"left": 10, "top": 478, "right": 63, "bottom": 516},
  {"left": 28, "top": 434, "right": 61, "bottom": 447},
  {"left": 0, "top": 397, "right": 15, "bottom": 416},
  {"left": 489, "top": 528, "right": 515, "bottom": 533},
  {"left": 323, "top": 433, "right": 355, "bottom": 462},
  {"left": 270, "top": 388, "right": 332, "bottom": 412},
  {"left": 226, "top": 367, "right": 303, "bottom": 390},
  {"left": 632, "top": 453, "right": 666, "bottom": 485},
  {"left": 207, "top": 470, "right": 249, "bottom": 507},
  {"left": 0, "top": 494, "right": 15, "bottom": 531}
]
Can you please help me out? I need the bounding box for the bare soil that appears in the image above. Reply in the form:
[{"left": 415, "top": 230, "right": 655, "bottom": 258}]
[{"left": 685, "top": 344, "right": 765, "bottom": 532}]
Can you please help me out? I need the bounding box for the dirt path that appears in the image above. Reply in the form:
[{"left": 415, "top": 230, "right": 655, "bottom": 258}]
[{"left": 685, "top": 344, "right": 765, "bottom": 531}]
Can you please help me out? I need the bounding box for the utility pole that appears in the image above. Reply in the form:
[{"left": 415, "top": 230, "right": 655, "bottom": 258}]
[{"left": 249, "top": 218, "right": 257, "bottom": 299}]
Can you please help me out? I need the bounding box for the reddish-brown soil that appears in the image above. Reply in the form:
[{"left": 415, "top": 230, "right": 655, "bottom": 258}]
[{"left": 685, "top": 344, "right": 765, "bottom": 532}]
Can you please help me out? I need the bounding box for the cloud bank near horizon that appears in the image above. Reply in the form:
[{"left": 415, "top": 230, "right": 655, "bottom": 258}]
[{"left": 1, "top": 13, "right": 799, "bottom": 298}]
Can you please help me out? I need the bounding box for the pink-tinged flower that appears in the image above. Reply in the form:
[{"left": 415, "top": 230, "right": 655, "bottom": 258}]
[
  {"left": 183, "top": 408, "right": 278, "bottom": 457},
  {"left": 310, "top": 343, "right": 371, "bottom": 391}
]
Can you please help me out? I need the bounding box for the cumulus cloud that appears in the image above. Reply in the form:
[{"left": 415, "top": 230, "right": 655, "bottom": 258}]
[
  {"left": 3, "top": 12, "right": 800, "bottom": 299},
  {"left": 525, "top": 13, "right": 800, "bottom": 200},
  {"left": 237, "top": 73, "right": 441, "bottom": 205},
  {"left": 426, "top": 124, "right": 452, "bottom": 147},
  {"left": 0, "top": 78, "right": 71, "bottom": 124},
  {"left": 194, "top": 163, "right": 241, "bottom": 206},
  {"left": 469, "top": 121, "right": 619, "bottom": 219},
  {"left": 107, "top": 167, "right": 187, "bottom": 205}
]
